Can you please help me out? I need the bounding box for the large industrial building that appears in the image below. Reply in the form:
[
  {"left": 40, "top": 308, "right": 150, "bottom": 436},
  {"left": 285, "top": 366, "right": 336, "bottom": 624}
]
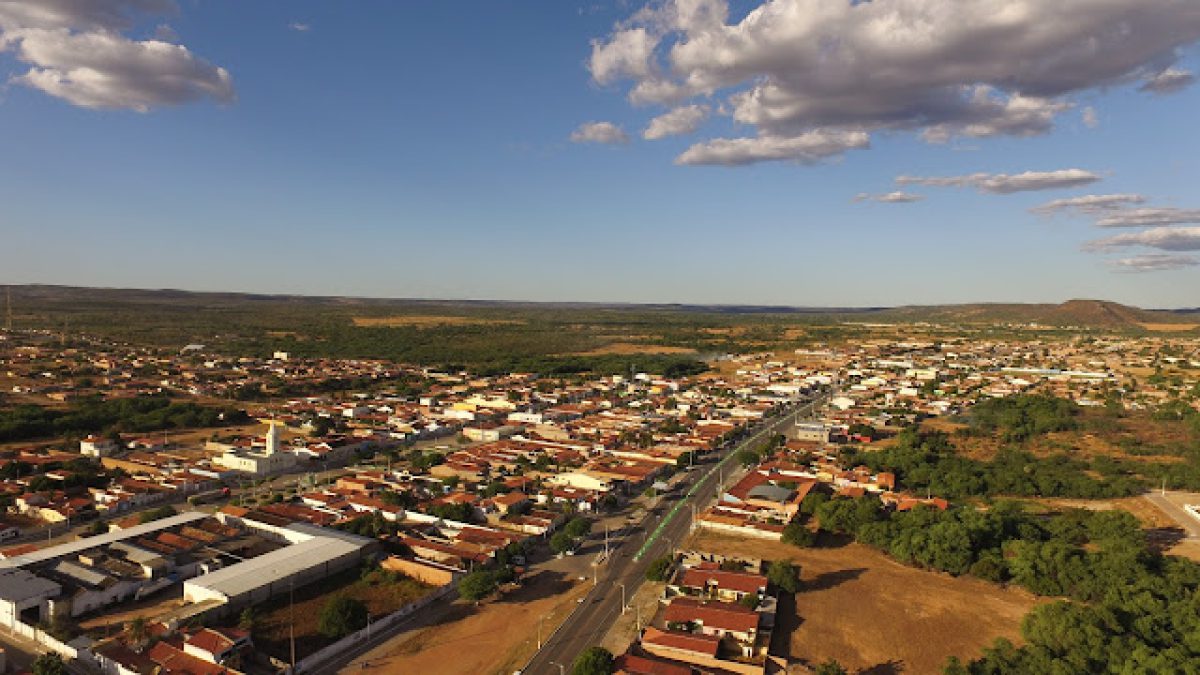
[{"left": 0, "top": 509, "right": 373, "bottom": 646}]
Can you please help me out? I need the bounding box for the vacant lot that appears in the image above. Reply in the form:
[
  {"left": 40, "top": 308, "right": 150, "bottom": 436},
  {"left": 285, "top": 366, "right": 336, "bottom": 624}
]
[
  {"left": 348, "top": 568, "right": 588, "bottom": 675},
  {"left": 351, "top": 315, "right": 523, "bottom": 327},
  {"left": 255, "top": 567, "right": 432, "bottom": 662},
  {"left": 684, "top": 531, "right": 1043, "bottom": 674}
]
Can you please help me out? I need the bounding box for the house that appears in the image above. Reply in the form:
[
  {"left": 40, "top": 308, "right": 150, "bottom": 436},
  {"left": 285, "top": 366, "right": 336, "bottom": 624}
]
[
  {"left": 672, "top": 567, "right": 767, "bottom": 603},
  {"left": 663, "top": 597, "right": 760, "bottom": 656},
  {"left": 183, "top": 627, "right": 251, "bottom": 664},
  {"left": 80, "top": 435, "right": 119, "bottom": 458}
]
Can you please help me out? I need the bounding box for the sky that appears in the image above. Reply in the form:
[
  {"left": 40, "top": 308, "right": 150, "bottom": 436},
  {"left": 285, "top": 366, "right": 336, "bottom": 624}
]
[{"left": 1, "top": 0, "right": 1199, "bottom": 308}]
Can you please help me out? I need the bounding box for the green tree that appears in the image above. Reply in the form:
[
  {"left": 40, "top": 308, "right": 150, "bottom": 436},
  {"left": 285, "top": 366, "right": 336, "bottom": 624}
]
[
  {"left": 645, "top": 555, "right": 673, "bottom": 582},
  {"left": 458, "top": 570, "right": 499, "bottom": 604},
  {"left": 767, "top": 560, "right": 800, "bottom": 593},
  {"left": 32, "top": 653, "right": 66, "bottom": 675},
  {"left": 565, "top": 516, "right": 592, "bottom": 539},
  {"left": 572, "top": 646, "right": 614, "bottom": 675},
  {"left": 781, "top": 521, "right": 816, "bottom": 547},
  {"left": 550, "top": 531, "right": 575, "bottom": 555},
  {"left": 317, "top": 596, "right": 369, "bottom": 638},
  {"left": 238, "top": 607, "right": 257, "bottom": 632},
  {"left": 814, "top": 659, "right": 847, "bottom": 675}
]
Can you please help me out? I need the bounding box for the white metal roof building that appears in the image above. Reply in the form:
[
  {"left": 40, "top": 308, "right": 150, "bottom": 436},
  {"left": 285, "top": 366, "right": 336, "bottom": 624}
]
[{"left": 183, "top": 529, "right": 369, "bottom": 611}]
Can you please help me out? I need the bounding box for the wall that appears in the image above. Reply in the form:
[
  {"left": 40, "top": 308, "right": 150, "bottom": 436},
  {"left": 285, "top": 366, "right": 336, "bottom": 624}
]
[{"left": 295, "top": 584, "right": 454, "bottom": 674}]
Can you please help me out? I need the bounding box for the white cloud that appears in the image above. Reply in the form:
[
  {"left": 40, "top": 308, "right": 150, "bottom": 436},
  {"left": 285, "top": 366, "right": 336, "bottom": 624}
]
[
  {"left": 1082, "top": 106, "right": 1099, "bottom": 128},
  {"left": 643, "top": 104, "right": 709, "bottom": 139},
  {"left": 588, "top": 0, "right": 1200, "bottom": 165},
  {"left": 570, "top": 121, "right": 630, "bottom": 144},
  {"left": 896, "top": 169, "right": 1100, "bottom": 194},
  {"left": 0, "top": 0, "right": 174, "bottom": 32},
  {"left": 1030, "top": 194, "right": 1146, "bottom": 216},
  {"left": 1140, "top": 67, "right": 1196, "bottom": 94},
  {"left": 675, "top": 129, "right": 868, "bottom": 166},
  {"left": 1095, "top": 207, "right": 1200, "bottom": 228},
  {"left": 288, "top": 22, "right": 310, "bottom": 33},
  {"left": 0, "top": 0, "right": 233, "bottom": 111},
  {"left": 1106, "top": 254, "right": 1200, "bottom": 272},
  {"left": 1083, "top": 227, "right": 1200, "bottom": 252},
  {"left": 854, "top": 191, "right": 923, "bottom": 203}
]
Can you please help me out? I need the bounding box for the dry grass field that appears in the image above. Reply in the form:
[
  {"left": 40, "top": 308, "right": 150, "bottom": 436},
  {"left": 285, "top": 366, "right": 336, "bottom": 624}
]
[
  {"left": 346, "top": 568, "right": 589, "bottom": 675},
  {"left": 684, "top": 531, "right": 1043, "bottom": 674},
  {"left": 350, "top": 315, "right": 524, "bottom": 327},
  {"left": 571, "top": 342, "right": 698, "bottom": 356},
  {"left": 1138, "top": 322, "right": 1199, "bottom": 332}
]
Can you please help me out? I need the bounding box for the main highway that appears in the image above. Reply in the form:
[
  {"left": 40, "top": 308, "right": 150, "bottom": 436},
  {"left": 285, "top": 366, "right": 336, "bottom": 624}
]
[{"left": 522, "top": 392, "right": 827, "bottom": 675}]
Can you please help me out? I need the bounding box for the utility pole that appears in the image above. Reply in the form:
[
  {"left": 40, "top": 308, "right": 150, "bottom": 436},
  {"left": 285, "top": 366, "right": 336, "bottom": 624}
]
[{"left": 289, "top": 579, "right": 296, "bottom": 671}]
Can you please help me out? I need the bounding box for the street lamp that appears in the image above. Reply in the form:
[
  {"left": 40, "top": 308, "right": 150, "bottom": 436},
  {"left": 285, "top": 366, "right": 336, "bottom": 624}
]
[
  {"left": 619, "top": 582, "right": 627, "bottom": 614},
  {"left": 550, "top": 661, "right": 566, "bottom": 675}
]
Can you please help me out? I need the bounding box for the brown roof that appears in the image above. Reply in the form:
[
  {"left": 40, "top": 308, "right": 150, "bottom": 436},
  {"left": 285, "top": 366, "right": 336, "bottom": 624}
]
[
  {"left": 663, "top": 597, "right": 759, "bottom": 634},
  {"left": 642, "top": 627, "right": 720, "bottom": 657},
  {"left": 678, "top": 568, "right": 766, "bottom": 595}
]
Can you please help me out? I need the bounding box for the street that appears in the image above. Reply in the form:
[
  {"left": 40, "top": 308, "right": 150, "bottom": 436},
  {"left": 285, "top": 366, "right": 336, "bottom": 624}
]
[{"left": 521, "top": 394, "right": 825, "bottom": 675}]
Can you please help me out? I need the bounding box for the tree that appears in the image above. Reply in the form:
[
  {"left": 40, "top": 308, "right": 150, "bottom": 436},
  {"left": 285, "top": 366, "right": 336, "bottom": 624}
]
[
  {"left": 128, "top": 615, "right": 148, "bottom": 645},
  {"left": 814, "top": 659, "right": 847, "bottom": 675},
  {"left": 317, "top": 595, "right": 368, "bottom": 638},
  {"left": 565, "top": 516, "right": 592, "bottom": 540},
  {"left": 767, "top": 560, "right": 800, "bottom": 593},
  {"left": 458, "top": 570, "right": 499, "bottom": 604},
  {"left": 645, "top": 555, "right": 673, "bottom": 582},
  {"left": 238, "top": 607, "right": 257, "bottom": 632},
  {"left": 138, "top": 505, "right": 177, "bottom": 524},
  {"left": 32, "top": 653, "right": 65, "bottom": 675},
  {"left": 550, "top": 531, "right": 575, "bottom": 555},
  {"left": 572, "top": 646, "right": 614, "bottom": 675},
  {"left": 781, "top": 521, "right": 816, "bottom": 547}
]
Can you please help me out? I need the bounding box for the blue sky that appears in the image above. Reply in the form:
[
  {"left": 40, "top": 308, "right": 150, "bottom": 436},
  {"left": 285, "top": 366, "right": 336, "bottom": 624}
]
[{"left": 1, "top": 0, "right": 1199, "bottom": 307}]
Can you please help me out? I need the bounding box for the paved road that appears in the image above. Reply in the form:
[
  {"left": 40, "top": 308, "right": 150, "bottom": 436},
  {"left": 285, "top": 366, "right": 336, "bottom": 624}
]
[
  {"left": 522, "top": 394, "right": 827, "bottom": 675},
  {"left": 1145, "top": 491, "right": 1200, "bottom": 539}
]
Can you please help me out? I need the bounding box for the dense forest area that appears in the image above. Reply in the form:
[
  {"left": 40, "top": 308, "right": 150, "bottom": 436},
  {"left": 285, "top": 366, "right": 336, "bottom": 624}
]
[{"left": 0, "top": 395, "right": 249, "bottom": 443}]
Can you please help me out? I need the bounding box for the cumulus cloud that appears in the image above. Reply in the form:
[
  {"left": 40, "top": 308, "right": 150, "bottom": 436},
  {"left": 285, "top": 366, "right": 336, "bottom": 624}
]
[
  {"left": 1082, "top": 106, "right": 1099, "bottom": 128},
  {"left": 0, "top": 0, "right": 233, "bottom": 111},
  {"left": 1030, "top": 194, "right": 1146, "bottom": 216},
  {"left": 896, "top": 169, "right": 1101, "bottom": 195},
  {"left": 676, "top": 129, "right": 868, "bottom": 166},
  {"left": 570, "top": 121, "right": 630, "bottom": 144},
  {"left": 588, "top": 0, "right": 1200, "bottom": 165},
  {"left": 643, "top": 104, "right": 709, "bottom": 139},
  {"left": 853, "top": 191, "right": 923, "bottom": 204},
  {"left": 1083, "top": 227, "right": 1200, "bottom": 252},
  {"left": 1140, "top": 67, "right": 1196, "bottom": 94},
  {"left": 1106, "top": 254, "right": 1200, "bottom": 272}
]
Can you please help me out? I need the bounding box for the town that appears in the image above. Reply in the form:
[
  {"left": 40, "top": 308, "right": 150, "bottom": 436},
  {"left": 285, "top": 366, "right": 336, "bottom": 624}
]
[{"left": 2, "top": 319, "right": 1199, "bottom": 674}]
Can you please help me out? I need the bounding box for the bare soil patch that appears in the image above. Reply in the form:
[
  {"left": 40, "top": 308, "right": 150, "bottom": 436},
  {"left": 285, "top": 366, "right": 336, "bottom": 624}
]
[
  {"left": 685, "top": 531, "right": 1043, "bottom": 674},
  {"left": 571, "top": 343, "right": 697, "bottom": 356},
  {"left": 347, "top": 568, "right": 588, "bottom": 675}
]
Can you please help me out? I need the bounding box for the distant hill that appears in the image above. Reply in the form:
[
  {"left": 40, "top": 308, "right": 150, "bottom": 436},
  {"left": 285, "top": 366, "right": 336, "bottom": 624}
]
[
  {"left": 2, "top": 285, "right": 1197, "bottom": 332},
  {"left": 880, "top": 299, "right": 1200, "bottom": 329}
]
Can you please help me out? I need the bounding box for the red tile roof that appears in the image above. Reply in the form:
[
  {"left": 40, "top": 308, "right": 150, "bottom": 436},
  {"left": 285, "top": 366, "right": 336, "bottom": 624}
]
[
  {"left": 663, "top": 597, "right": 759, "bottom": 634},
  {"left": 642, "top": 627, "right": 720, "bottom": 658}
]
